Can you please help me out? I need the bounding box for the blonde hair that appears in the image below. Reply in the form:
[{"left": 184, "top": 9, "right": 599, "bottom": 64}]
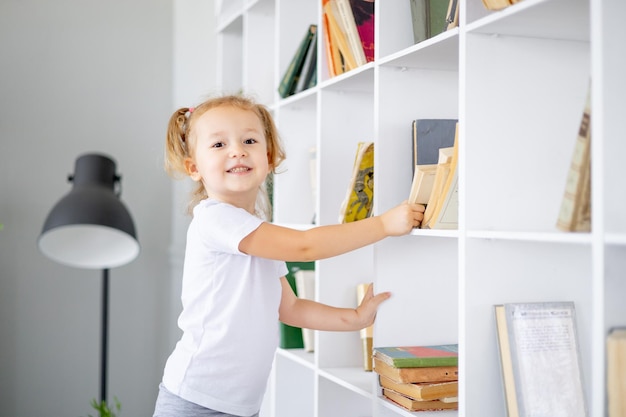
[{"left": 165, "top": 94, "right": 286, "bottom": 219}]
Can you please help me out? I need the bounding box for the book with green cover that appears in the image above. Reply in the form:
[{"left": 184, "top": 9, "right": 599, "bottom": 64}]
[
  {"left": 279, "top": 262, "right": 315, "bottom": 349},
  {"left": 278, "top": 24, "right": 317, "bottom": 98},
  {"left": 409, "top": 0, "right": 451, "bottom": 44},
  {"left": 374, "top": 344, "right": 458, "bottom": 368}
]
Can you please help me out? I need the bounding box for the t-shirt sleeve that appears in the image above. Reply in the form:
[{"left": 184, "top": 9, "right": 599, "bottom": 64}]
[{"left": 193, "top": 200, "right": 264, "bottom": 255}]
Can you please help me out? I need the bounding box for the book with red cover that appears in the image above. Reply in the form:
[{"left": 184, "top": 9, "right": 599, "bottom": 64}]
[
  {"left": 349, "top": 0, "right": 375, "bottom": 62},
  {"left": 374, "top": 344, "right": 458, "bottom": 368}
]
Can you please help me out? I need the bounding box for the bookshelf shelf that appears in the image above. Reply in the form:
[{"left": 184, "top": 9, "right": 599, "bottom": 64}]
[{"left": 214, "top": 0, "right": 625, "bottom": 415}]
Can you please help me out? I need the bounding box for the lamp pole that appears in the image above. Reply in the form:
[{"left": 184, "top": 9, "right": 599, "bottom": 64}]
[
  {"left": 38, "top": 153, "right": 140, "bottom": 408},
  {"left": 101, "top": 268, "right": 110, "bottom": 405}
]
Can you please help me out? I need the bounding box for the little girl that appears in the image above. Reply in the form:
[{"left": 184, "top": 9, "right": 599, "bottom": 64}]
[{"left": 153, "top": 95, "right": 425, "bottom": 417}]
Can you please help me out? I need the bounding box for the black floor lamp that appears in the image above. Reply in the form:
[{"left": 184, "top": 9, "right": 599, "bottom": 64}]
[{"left": 38, "top": 153, "right": 140, "bottom": 405}]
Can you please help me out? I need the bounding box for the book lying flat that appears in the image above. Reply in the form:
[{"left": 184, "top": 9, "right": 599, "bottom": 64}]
[
  {"left": 374, "top": 344, "right": 458, "bottom": 368},
  {"left": 373, "top": 357, "right": 458, "bottom": 383},
  {"left": 382, "top": 388, "right": 458, "bottom": 411},
  {"left": 379, "top": 376, "right": 458, "bottom": 401}
]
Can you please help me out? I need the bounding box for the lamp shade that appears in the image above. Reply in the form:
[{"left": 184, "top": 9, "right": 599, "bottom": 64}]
[{"left": 38, "top": 154, "right": 140, "bottom": 269}]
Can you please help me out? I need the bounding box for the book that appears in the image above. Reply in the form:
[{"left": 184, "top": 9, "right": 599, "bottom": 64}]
[
  {"left": 481, "top": 0, "right": 516, "bottom": 11},
  {"left": 409, "top": 0, "right": 451, "bottom": 44},
  {"left": 332, "top": 0, "right": 367, "bottom": 68},
  {"left": 379, "top": 376, "right": 458, "bottom": 401},
  {"left": 294, "top": 29, "right": 318, "bottom": 94},
  {"left": 408, "top": 163, "right": 437, "bottom": 205},
  {"left": 356, "top": 283, "right": 374, "bottom": 371},
  {"left": 556, "top": 86, "right": 591, "bottom": 232},
  {"left": 323, "top": 0, "right": 357, "bottom": 72},
  {"left": 294, "top": 269, "right": 316, "bottom": 352},
  {"left": 278, "top": 24, "right": 317, "bottom": 99},
  {"left": 607, "top": 328, "right": 626, "bottom": 417},
  {"left": 374, "top": 344, "right": 458, "bottom": 368},
  {"left": 373, "top": 357, "right": 459, "bottom": 383},
  {"left": 279, "top": 262, "right": 315, "bottom": 349},
  {"left": 322, "top": 0, "right": 343, "bottom": 77},
  {"left": 412, "top": 118, "right": 458, "bottom": 174},
  {"left": 348, "top": 0, "right": 375, "bottom": 63},
  {"left": 494, "top": 302, "right": 587, "bottom": 417},
  {"left": 419, "top": 145, "right": 453, "bottom": 227},
  {"left": 422, "top": 122, "right": 459, "bottom": 229},
  {"left": 409, "top": 0, "right": 428, "bottom": 44},
  {"left": 445, "top": 0, "right": 460, "bottom": 30},
  {"left": 382, "top": 388, "right": 458, "bottom": 411},
  {"left": 339, "top": 142, "right": 374, "bottom": 223},
  {"left": 306, "top": 66, "right": 317, "bottom": 89},
  {"left": 308, "top": 147, "right": 318, "bottom": 224}
]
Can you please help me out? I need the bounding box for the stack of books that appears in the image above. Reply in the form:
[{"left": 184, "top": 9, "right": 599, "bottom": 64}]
[{"left": 373, "top": 344, "right": 459, "bottom": 411}]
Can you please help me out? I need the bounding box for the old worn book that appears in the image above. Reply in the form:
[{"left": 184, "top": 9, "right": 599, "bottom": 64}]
[
  {"left": 420, "top": 146, "right": 453, "bottom": 227},
  {"left": 333, "top": 0, "right": 367, "bottom": 67},
  {"left": 373, "top": 357, "right": 458, "bottom": 383},
  {"left": 322, "top": 0, "right": 343, "bottom": 76},
  {"left": 481, "top": 0, "right": 514, "bottom": 10},
  {"left": 379, "top": 376, "right": 458, "bottom": 401},
  {"left": 408, "top": 164, "right": 438, "bottom": 205},
  {"left": 607, "top": 328, "right": 626, "bottom": 417},
  {"left": 382, "top": 388, "right": 458, "bottom": 411},
  {"left": 356, "top": 283, "right": 374, "bottom": 371},
  {"left": 412, "top": 118, "right": 458, "bottom": 173},
  {"left": 556, "top": 86, "right": 591, "bottom": 232},
  {"left": 339, "top": 142, "right": 374, "bottom": 223},
  {"left": 324, "top": 1, "right": 357, "bottom": 71},
  {"left": 422, "top": 122, "right": 459, "bottom": 230},
  {"left": 445, "top": 0, "right": 460, "bottom": 30},
  {"left": 374, "top": 344, "right": 458, "bottom": 368},
  {"left": 494, "top": 302, "right": 587, "bottom": 417}
]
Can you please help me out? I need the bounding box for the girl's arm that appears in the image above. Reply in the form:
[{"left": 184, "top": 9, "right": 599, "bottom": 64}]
[
  {"left": 278, "top": 277, "right": 390, "bottom": 331},
  {"left": 239, "top": 201, "right": 424, "bottom": 262}
]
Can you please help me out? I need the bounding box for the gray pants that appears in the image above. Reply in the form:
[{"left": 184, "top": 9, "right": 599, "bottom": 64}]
[{"left": 153, "top": 384, "right": 260, "bottom": 417}]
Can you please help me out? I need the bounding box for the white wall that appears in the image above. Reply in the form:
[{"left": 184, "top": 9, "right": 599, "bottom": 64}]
[
  {"left": 0, "top": 1, "right": 214, "bottom": 415},
  {"left": 169, "top": 0, "right": 218, "bottom": 349}
]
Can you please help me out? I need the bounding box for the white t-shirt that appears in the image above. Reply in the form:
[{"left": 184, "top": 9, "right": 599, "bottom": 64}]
[{"left": 162, "top": 199, "right": 287, "bottom": 416}]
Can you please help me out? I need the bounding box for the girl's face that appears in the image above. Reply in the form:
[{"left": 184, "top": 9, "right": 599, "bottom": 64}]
[{"left": 185, "top": 105, "right": 271, "bottom": 212}]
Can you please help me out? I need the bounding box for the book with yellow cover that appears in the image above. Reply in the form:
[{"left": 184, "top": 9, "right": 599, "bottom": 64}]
[{"left": 339, "top": 142, "right": 374, "bottom": 223}]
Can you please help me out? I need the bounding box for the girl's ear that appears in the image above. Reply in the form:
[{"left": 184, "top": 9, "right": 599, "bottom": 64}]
[{"left": 184, "top": 157, "right": 202, "bottom": 182}]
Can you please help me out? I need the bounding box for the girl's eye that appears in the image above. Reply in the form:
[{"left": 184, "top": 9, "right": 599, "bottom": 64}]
[
  {"left": 211, "top": 141, "right": 225, "bottom": 148},
  {"left": 244, "top": 138, "right": 257, "bottom": 145}
]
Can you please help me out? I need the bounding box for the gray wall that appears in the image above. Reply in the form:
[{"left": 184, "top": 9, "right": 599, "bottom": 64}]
[{"left": 0, "top": 1, "right": 215, "bottom": 415}]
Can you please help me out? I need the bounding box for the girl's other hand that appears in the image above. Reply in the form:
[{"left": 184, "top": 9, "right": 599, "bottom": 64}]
[{"left": 355, "top": 283, "right": 391, "bottom": 329}]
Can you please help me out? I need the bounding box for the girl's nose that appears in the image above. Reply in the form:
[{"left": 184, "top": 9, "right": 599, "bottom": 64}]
[{"left": 230, "top": 143, "right": 246, "bottom": 157}]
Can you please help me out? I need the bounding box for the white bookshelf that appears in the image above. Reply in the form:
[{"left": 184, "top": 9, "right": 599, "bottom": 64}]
[{"left": 214, "top": 0, "right": 626, "bottom": 415}]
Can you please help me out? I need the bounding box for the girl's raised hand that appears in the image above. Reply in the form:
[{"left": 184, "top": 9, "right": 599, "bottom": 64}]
[{"left": 380, "top": 201, "right": 425, "bottom": 236}]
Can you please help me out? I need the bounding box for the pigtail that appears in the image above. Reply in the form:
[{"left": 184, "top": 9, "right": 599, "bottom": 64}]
[
  {"left": 164, "top": 107, "right": 192, "bottom": 177},
  {"left": 256, "top": 105, "right": 286, "bottom": 173}
]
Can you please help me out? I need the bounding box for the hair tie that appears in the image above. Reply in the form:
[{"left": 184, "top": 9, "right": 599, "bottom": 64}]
[{"left": 188, "top": 107, "right": 195, "bottom": 114}]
